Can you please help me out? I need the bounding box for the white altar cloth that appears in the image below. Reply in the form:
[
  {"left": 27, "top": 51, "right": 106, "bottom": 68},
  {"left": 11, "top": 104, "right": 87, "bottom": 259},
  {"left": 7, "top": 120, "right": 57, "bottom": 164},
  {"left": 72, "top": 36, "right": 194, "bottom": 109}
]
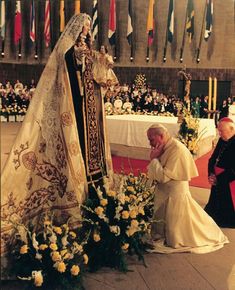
[{"left": 106, "top": 115, "right": 216, "bottom": 149}]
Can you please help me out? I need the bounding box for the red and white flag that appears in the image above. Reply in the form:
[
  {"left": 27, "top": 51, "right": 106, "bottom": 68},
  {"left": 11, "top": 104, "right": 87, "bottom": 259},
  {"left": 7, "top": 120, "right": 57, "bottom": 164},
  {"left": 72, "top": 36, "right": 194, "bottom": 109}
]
[
  {"left": 108, "top": 0, "right": 116, "bottom": 46},
  {"left": 44, "top": 0, "right": 50, "bottom": 47},
  {"left": 14, "top": 0, "right": 22, "bottom": 44}
]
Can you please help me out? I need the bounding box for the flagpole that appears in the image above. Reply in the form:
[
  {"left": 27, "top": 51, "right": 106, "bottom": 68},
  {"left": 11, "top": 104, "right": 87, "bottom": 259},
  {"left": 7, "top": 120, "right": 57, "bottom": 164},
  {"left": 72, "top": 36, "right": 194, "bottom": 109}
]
[
  {"left": 18, "top": 40, "right": 21, "bottom": 58},
  {"left": 179, "top": 4, "right": 188, "bottom": 63},
  {"left": 1, "top": 39, "right": 4, "bottom": 57},
  {"left": 146, "top": 45, "right": 150, "bottom": 62},
  {"left": 196, "top": 0, "right": 207, "bottom": 63},
  {"left": 163, "top": 23, "right": 168, "bottom": 62}
]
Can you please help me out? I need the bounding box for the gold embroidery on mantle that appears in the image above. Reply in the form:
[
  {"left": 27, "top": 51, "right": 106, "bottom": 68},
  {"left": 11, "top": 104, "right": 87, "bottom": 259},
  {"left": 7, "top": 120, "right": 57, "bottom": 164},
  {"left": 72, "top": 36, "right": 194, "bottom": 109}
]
[
  {"left": 13, "top": 142, "right": 29, "bottom": 170},
  {"left": 61, "top": 111, "right": 73, "bottom": 126},
  {"left": 83, "top": 49, "right": 103, "bottom": 176}
]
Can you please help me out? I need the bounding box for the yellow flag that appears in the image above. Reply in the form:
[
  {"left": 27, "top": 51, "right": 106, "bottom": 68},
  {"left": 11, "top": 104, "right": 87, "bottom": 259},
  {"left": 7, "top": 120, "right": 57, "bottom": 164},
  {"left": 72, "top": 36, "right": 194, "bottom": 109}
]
[
  {"left": 60, "top": 0, "right": 65, "bottom": 32},
  {"left": 147, "top": 0, "right": 154, "bottom": 32},
  {"left": 75, "top": 0, "right": 80, "bottom": 14}
]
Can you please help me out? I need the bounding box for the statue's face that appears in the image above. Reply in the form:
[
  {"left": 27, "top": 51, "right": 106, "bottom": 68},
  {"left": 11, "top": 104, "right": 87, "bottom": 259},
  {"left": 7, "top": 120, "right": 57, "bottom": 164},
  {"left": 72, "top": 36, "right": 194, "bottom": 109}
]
[{"left": 82, "top": 19, "right": 91, "bottom": 36}]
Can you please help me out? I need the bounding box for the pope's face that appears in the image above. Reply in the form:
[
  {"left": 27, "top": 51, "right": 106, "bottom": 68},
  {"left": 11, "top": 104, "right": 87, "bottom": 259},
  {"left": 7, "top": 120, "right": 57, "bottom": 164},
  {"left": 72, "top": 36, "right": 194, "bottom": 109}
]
[{"left": 147, "top": 131, "right": 163, "bottom": 148}]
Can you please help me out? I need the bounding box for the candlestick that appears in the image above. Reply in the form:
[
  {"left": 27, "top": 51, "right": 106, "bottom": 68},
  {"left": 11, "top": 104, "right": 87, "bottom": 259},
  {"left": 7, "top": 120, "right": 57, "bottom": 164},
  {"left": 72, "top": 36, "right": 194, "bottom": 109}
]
[
  {"left": 208, "top": 77, "right": 212, "bottom": 112},
  {"left": 213, "top": 77, "right": 217, "bottom": 111}
]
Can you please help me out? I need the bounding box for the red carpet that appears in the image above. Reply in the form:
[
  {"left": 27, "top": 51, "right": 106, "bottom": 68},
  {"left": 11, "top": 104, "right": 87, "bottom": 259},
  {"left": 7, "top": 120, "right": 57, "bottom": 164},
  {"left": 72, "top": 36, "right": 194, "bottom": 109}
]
[{"left": 112, "top": 151, "right": 212, "bottom": 189}]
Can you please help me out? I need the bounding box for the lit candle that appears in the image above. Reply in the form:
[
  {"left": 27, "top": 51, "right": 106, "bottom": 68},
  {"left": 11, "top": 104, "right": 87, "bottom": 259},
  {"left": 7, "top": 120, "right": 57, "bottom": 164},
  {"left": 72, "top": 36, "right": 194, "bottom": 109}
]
[
  {"left": 208, "top": 77, "right": 212, "bottom": 111},
  {"left": 213, "top": 77, "right": 217, "bottom": 111}
]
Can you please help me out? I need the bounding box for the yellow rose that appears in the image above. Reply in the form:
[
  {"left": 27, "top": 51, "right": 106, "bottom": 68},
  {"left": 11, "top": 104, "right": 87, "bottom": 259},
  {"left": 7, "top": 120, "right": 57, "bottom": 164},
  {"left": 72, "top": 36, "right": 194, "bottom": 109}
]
[
  {"left": 129, "top": 209, "right": 137, "bottom": 219},
  {"left": 95, "top": 206, "right": 104, "bottom": 216},
  {"left": 33, "top": 271, "right": 43, "bottom": 287},
  {"left": 53, "top": 227, "right": 62, "bottom": 235},
  {"left": 83, "top": 254, "right": 89, "bottom": 264},
  {"left": 73, "top": 241, "right": 83, "bottom": 252},
  {"left": 121, "top": 211, "right": 129, "bottom": 219},
  {"left": 60, "top": 249, "right": 67, "bottom": 256},
  {"left": 64, "top": 253, "right": 72, "bottom": 260},
  {"left": 39, "top": 244, "right": 48, "bottom": 251},
  {"left": 62, "top": 224, "right": 69, "bottom": 231},
  {"left": 129, "top": 177, "right": 135, "bottom": 183},
  {"left": 20, "top": 244, "right": 28, "bottom": 254},
  {"left": 49, "top": 243, "right": 58, "bottom": 251},
  {"left": 127, "top": 186, "right": 135, "bottom": 192},
  {"left": 121, "top": 243, "right": 129, "bottom": 250},
  {"left": 100, "top": 199, "right": 108, "bottom": 206},
  {"left": 107, "top": 190, "right": 116, "bottom": 197},
  {"left": 130, "top": 194, "right": 137, "bottom": 200},
  {"left": 93, "top": 233, "right": 101, "bottom": 242},
  {"left": 51, "top": 251, "right": 61, "bottom": 262},
  {"left": 126, "top": 228, "right": 136, "bottom": 237},
  {"left": 70, "top": 265, "right": 80, "bottom": 276},
  {"left": 139, "top": 208, "right": 145, "bottom": 215},
  {"left": 124, "top": 196, "right": 130, "bottom": 202},
  {"left": 57, "top": 261, "right": 66, "bottom": 273},
  {"left": 44, "top": 220, "right": 51, "bottom": 226},
  {"left": 69, "top": 231, "right": 77, "bottom": 239},
  {"left": 131, "top": 219, "right": 139, "bottom": 227}
]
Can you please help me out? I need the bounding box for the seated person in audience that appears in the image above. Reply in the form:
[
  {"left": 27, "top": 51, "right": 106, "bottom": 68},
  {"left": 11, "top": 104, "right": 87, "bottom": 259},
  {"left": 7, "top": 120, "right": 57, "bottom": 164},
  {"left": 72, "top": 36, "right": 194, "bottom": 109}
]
[
  {"left": 113, "top": 95, "right": 123, "bottom": 113},
  {"left": 142, "top": 95, "right": 152, "bottom": 113},
  {"left": 133, "top": 96, "right": 142, "bottom": 112},
  {"left": 14, "top": 79, "right": 24, "bottom": 94},
  {"left": 0, "top": 91, "right": 9, "bottom": 109},
  {"left": 152, "top": 98, "right": 160, "bottom": 114},
  {"left": 165, "top": 98, "right": 176, "bottom": 115},
  {"left": 146, "top": 124, "right": 229, "bottom": 253},
  {"left": 122, "top": 97, "right": 133, "bottom": 113},
  {"left": 205, "top": 117, "right": 235, "bottom": 228},
  {"left": 104, "top": 97, "right": 113, "bottom": 112}
]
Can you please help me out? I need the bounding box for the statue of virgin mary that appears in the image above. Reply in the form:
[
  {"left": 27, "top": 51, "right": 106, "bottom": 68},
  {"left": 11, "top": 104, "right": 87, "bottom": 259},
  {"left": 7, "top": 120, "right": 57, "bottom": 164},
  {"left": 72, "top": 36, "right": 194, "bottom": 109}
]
[{"left": 1, "top": 14, "right": 114, "bottom": 257}]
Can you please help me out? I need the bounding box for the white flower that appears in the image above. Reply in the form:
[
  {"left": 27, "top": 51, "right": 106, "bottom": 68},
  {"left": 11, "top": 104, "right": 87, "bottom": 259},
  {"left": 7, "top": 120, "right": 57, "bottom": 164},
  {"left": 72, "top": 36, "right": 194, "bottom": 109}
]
[
  {"left": 117, "top": 193, "right": 126, "bottom": 204},
  {"left": 114, "top": 205, "right": 123, "bottom": 219},
  {"left": 35, "top": 253, "right": 42, "bottom": 260},
  {"left": 103, "top": 176, "right": 111, "bottom": 192},
  {"left": 61, "top": 234, "right": 69, "bottom": 248},
  {"left": 49, "top": 233, "right": 57, "bottom": 243},
  {"left": 32, "top": 233, "right": 39, "bottom": 251},
  {"left": 96, "top": 186, "right": 104, "bottom": 199},
  {"left": 109, "top": 225, "right": 121, "bottom": 236}
]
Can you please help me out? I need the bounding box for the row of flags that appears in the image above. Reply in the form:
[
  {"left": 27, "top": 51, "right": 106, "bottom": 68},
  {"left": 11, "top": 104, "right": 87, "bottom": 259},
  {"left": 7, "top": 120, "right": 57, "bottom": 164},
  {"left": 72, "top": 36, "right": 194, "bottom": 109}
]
[{"left": 0, "top": 0, "right": 213, "bottom": 61}]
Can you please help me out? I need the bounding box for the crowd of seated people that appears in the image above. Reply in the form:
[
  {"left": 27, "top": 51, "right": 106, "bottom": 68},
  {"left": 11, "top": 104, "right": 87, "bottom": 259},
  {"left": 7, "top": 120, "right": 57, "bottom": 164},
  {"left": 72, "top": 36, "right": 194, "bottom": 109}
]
[
  {"left": 1, "top": 79, "right": 233, "bottom": 121},
  {"left": 0, "top": 79, "right": 35, "bottom": 119},
  {"left": 104, "top": 83, "right": 234, "bottom": 119},
  {"left": 104, "top": 84, "right": 181, "bottom": 116}
]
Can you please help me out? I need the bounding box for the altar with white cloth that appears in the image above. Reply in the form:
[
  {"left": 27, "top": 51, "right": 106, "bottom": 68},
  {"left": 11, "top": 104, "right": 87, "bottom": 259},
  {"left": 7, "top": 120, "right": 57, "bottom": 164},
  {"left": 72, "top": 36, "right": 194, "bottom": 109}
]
[{"left": 106, "top": 115, "right": 216, "bottom": 160}]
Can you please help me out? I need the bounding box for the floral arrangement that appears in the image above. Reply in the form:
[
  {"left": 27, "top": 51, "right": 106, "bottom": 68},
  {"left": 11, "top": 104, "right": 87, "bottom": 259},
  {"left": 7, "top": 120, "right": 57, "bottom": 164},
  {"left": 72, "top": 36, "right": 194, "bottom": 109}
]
[
  {"left": 9, "top": 215, "right": 88, "bottom": 290},
  {"left": 134, "top": 74, "right": 146, "bottom": 90},
  {"left": 80, "top": 173, "right": 154, "bottom": 272},
  {"left": 0, "top": 104, "right": 27, "bottom": 116},
  {"left": 177, "top": 107, "right": 205, "bottom": 155}
]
